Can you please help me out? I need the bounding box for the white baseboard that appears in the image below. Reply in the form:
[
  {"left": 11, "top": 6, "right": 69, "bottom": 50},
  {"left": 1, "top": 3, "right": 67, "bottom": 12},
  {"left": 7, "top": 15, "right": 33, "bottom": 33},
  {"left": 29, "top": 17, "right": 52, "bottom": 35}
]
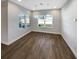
[
  {"left": 61, "top": 34, "right": 77, "bottom": 58},
  {"left": 1, "top": 40, "right": 8, "bottom": 45},
  {"left": 32, "top": 30, "right": 61, "bottom": 35},
  {"left": 6, "top": 30, "right": 31, "bottom": 45}
]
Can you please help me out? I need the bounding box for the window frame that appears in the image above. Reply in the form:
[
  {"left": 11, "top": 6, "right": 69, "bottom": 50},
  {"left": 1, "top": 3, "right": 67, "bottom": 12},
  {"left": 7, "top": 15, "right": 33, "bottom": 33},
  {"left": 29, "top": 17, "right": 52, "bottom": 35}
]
[
  {"left": 19, "top": 14, "right": 31, "bottom": 28},
  {"left": 37, "top": 15, "right": 53, "bottom": 28}
]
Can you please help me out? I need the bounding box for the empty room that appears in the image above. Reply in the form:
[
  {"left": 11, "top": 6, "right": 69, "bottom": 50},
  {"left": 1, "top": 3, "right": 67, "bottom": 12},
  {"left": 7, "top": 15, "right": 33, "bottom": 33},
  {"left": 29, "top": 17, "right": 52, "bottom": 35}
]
[{"left": 1, "top": 0, "right": 77, "bottom": 59}]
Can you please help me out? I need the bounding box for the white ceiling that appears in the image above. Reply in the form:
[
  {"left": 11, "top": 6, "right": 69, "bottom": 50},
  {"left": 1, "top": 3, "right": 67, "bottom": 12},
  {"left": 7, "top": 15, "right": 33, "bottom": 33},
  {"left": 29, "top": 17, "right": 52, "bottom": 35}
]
[{"left": 9, "top": 0, "right": 68, "bottom": 10}]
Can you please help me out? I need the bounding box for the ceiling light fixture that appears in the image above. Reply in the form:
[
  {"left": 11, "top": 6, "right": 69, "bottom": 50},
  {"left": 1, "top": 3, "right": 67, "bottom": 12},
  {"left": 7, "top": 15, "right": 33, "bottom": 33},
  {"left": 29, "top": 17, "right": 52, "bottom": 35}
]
[
  {"left": 54, "top": 6, "right": 57, "bottom": 9},
  {"left": 18, "top": 0, "right": 22, "bottom": 2}
]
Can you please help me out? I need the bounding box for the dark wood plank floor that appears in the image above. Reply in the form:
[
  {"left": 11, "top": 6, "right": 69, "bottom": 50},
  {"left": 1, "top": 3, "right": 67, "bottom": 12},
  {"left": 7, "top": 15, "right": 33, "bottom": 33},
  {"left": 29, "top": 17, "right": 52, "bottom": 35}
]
[{"left": 1, "top": 32, "right": 76, "bottom": 59}]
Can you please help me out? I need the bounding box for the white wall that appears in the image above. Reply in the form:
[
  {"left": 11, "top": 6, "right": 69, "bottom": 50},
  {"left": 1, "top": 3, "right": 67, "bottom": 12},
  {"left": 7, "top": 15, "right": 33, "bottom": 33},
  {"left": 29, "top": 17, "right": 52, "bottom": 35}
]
[
  {"left": 1, "top": 1, "right": 32, "bottom": 45},
  {"left": 31, "top": 10, "right": 61, "bottom": 34},
  {"left": 61, "top": 0, "right": 77, "bottom": 57},
  {"left": 1, "top": 1, "right": 8, "bottom": 45},
  {"left": 7, "top": 2, "right": 32, "bottom": 45}
]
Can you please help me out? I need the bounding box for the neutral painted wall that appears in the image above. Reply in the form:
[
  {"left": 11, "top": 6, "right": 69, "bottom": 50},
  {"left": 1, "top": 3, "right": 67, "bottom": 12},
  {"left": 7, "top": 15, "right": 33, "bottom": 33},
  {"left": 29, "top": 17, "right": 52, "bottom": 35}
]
[
  {"left": 7, "top": 2, "right": 32, "bottom": 45},
  {"left": 31, "top": 10, "right": 61, "bottom": 34},
  {"left": 1, "top": 1, "right": 32, "bottom": 45},
  {"left": 61, "top": 0, "right": 77, "bottom": 57},
  {"left": 1, "top": 1, "right": 8, "bottom": 45}
]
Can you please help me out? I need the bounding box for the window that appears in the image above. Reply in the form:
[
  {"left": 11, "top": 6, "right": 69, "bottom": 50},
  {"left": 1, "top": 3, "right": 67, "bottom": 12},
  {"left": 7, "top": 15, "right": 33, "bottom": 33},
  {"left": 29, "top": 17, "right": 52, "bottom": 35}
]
[
  {"left": 37, "top": 15, "right": 53, "bottom": 28},
  {"left": 25, "top": 15, "right": 30, "bottom": 27},
  {"left": 19, "top": 15, "right": 30, "bottom": 28}
]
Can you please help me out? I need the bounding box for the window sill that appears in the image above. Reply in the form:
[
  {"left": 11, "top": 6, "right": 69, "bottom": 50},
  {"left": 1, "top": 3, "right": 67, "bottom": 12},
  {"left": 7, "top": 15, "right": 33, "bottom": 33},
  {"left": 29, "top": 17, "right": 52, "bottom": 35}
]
[{"left": 37, "top": 25, "right": 53, "bottom": 29}]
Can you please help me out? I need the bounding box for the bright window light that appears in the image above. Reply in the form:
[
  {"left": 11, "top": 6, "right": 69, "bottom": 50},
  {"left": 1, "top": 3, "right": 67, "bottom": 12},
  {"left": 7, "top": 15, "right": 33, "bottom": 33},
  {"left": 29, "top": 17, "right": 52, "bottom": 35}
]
[
  {"left": 18, "top": 0, "right": 22, "bottom": 2},
  {"left": 37, "top": 15, "right": 53, "bottom": 28}
]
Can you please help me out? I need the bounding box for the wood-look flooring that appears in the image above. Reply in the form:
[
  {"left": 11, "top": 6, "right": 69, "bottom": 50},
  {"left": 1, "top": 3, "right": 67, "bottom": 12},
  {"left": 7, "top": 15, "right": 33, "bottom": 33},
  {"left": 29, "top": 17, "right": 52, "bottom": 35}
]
[{"left": 1, "top": 32, "right": 76, "bottom": 59}]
